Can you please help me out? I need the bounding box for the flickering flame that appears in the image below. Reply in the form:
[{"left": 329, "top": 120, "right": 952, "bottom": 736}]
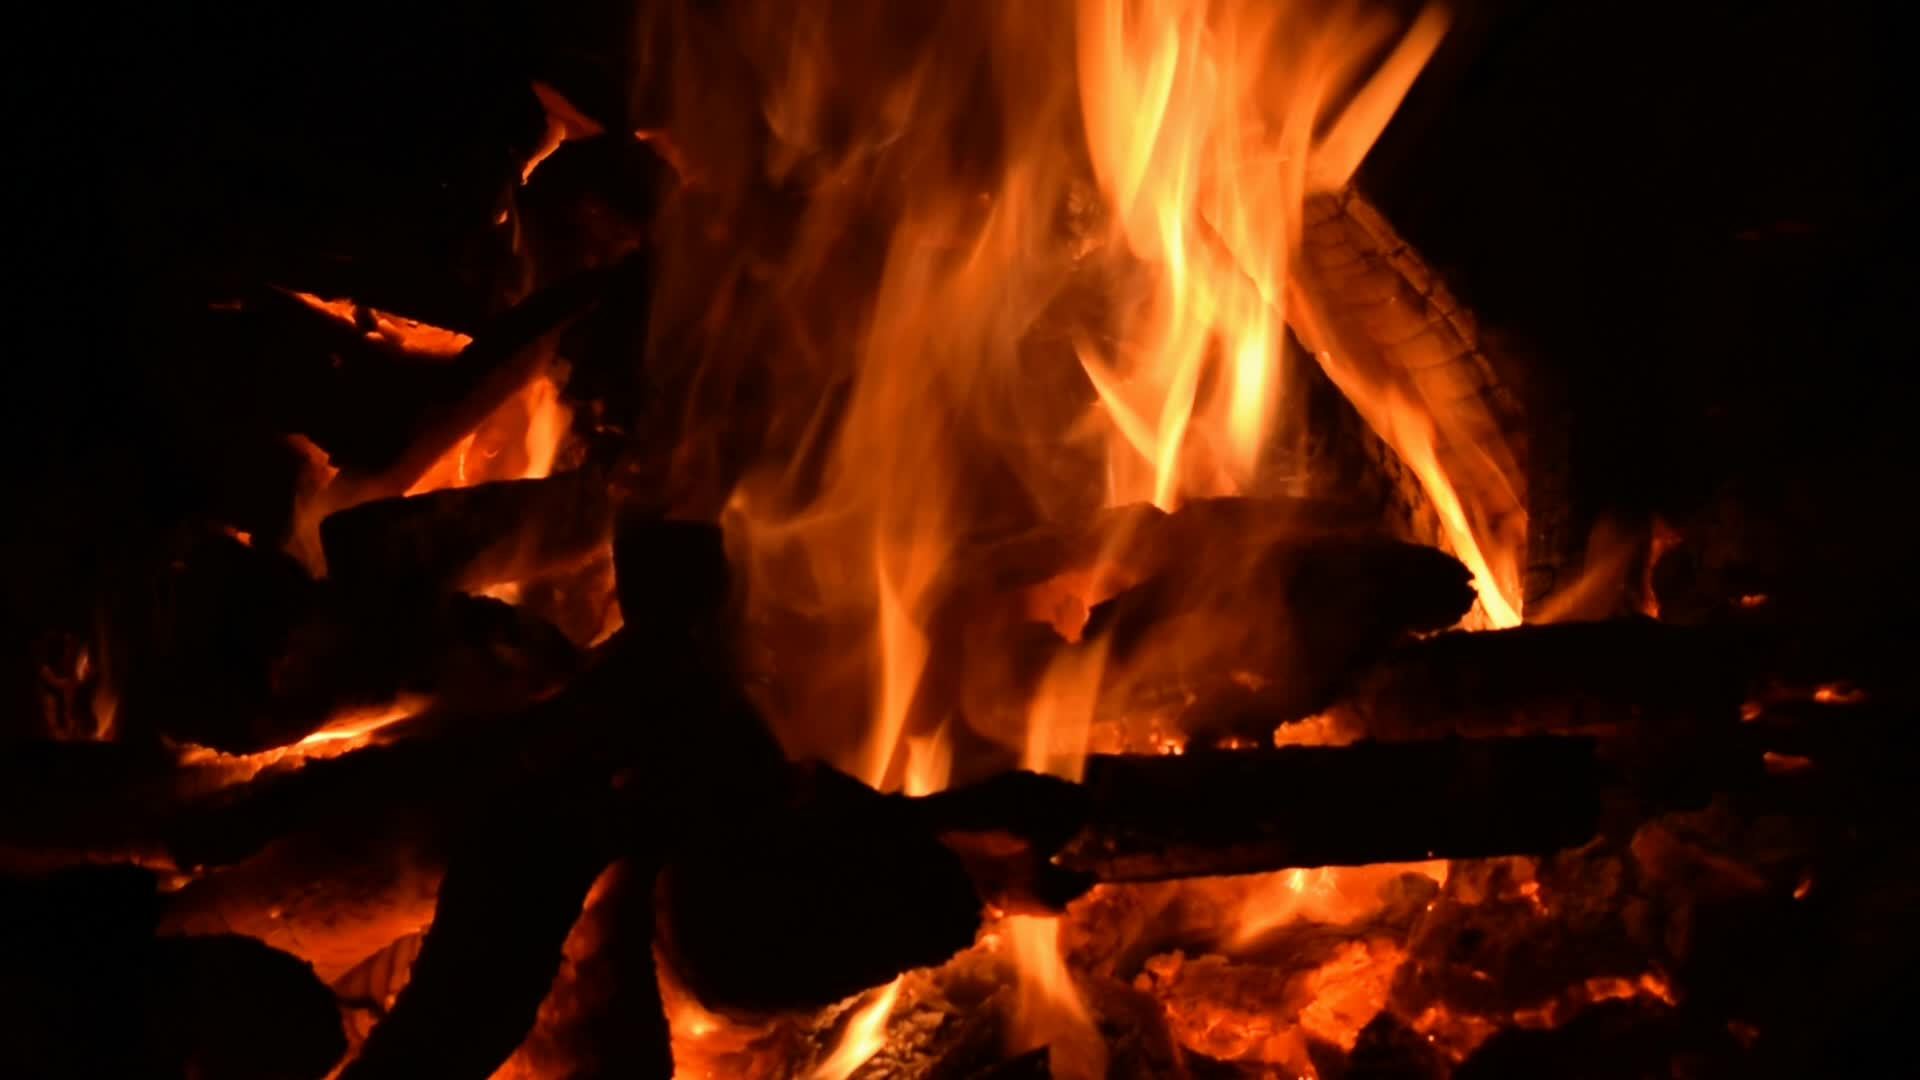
[
  {"left": 647, "top": 0, "right": 1473, "bottom": 1068},
  {"left": 1229, "top": 862, "right": 1447, "bottom": 950},
  {"left": 406, "top": 370, "right": 573, "bottom": 496},
  {"left": 1004, "top": 643, "right": 1110, "bottom": 1077},
  {"left": 521, "top": 81, "right": 605, "bottom": 184},
  {"left": 810, "top": 978, "right": 903, "bottom": 1080}
]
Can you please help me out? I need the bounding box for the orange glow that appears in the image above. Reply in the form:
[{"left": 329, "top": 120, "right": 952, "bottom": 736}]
[
  {"left": 1229, "top": 862, "right": 1447, "bottom": 950},
  {"left": 1813, "top": 683, "right": 1867, "bottom": 705},
  {"left": 1004, "top": 643, "right": 1110, "bottom": 1077},
  {"left": 810, "top": 977, "right": 902, "bottom": 1080},
  {"left": 406, "top": 370, "right": 572, "bottom": 496},
  {"left": 522, "top": 81, "right": 605, "bottom": 184},
  {"left": 285, "top": 289, "right": 473, "bottom": 358},
  {"left": 175, "top": 695, "right": 427, "bottom": 784}
]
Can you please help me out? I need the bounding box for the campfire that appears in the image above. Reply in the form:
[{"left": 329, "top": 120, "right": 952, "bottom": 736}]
[{"left": 4, "top": 1, "right": 1908, "bottom": 1078}]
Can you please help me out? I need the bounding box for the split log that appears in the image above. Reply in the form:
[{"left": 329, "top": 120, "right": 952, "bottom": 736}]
[
  {"left": 1323, "top": 619, "right": 1745, "bottom": 744},
  {"left": 1056, "top": 738, "right": 1604, "bottom": 882},
  {"left": 320, "top": 467, "right": 614, "bottom": 593},
  {"left": 1289, "top": 188, "right": 1533, "bottom": 615}
]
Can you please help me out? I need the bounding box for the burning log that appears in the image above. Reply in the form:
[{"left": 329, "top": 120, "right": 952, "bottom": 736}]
[
  {"left": 1087, "top": 534, "right": 1477, "bottom": 739},
  {"left": 1289, "top": 188, "right": 1532, "bottom": 618},
  {"left": 320, "top": 467, "right": 614, "bottom": 593},
  {"left": 496, "top": 859, "right": 674, "bottom": 1079},
  {"left": 98, "top": 529, "right": 581, "bottom": 754},
  {"left": 658, "top": 764, "right": 986, "bottom": 1016},
  {"left": 929, "top": 532, "right": 1476, "bottom": 756},
  {"left": 339, "top": 794, "right": 617, "bottom": 1080},
  {"left": 1056, "top": 739, "right": 1604, "bottom": 882},
  {"left": 1322, "top": 618, "right": 1745, "bottom": 743},
  {"left": 306, "top": 254, "right": 643, "bottom": 516}
]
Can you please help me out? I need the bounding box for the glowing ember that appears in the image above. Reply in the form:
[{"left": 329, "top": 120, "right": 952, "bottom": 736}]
[{"left": 285, "top": 289, "right": 473, "bottom": 358}]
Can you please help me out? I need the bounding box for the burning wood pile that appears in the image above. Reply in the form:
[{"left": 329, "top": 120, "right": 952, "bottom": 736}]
[{"left": 3, "top": 1, "right": 1910, "bottom": 1078}]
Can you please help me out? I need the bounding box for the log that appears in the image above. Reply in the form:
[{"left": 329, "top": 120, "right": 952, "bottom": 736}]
[
  {"left": 1324, "top": 618, "right": 1745, "bottom": 743},
  {"left": 100, "top": 531, "right": 581, "bottom": 753},
  {"left": 302, "top": 253, "right": 644, "bottom": 525},
  {"left": 1055, "top": 738, "right": 1604, "bottom": 882},
  {"left": 924, "top": 533, "right": 1474, "bottom": 756},
  {"left": 320, "top": 467, "right": 614, "bottom": 593},
  {"left": 658, "top": 763, "right": 985, "bottom": 1016},
  {"left": 340, "top": 790, "right": 616, "bottom": 1080},
  {"left": 1289, "top": 188, "right": 1532, "bottom": 616},
  {"left": 494, "top": 858, "right": 674, "bottom": 1079}
]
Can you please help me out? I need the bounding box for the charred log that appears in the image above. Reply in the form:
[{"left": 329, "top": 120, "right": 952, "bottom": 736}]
[
  {"left": 1289, "top": 189, "right": 1531, "bottom": 614},
  {"left": 1057, "top": 739, "right": 1604, "bottom": 882},
  {"left": 320, "top": 468, "right": 614, "bottom": 593},
  {"left": 340, "top": 793, "right": 616, "bottom": 1080},
  {"left": 924, "top": 533, "right": 1474, "bottom": 757},
  {"left": 659, "top": 764, "right": 984, "bottom": 1016},
  {"left": 496, "top": 858, "right": 674, "bottom": 1080},
  {"left": 308, "top": 254, "right": 644, "bottom": 516},
  {"left": 1324, "top": 619, "right": 1745, "bottom": 744}
]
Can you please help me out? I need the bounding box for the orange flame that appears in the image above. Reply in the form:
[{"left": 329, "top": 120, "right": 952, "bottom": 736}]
[{"left": 810, "top": 977, "right": 903, "bottom": 1080}]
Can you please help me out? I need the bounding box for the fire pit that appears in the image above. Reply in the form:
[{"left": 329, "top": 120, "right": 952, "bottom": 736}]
[{"left": 3, "top": 1, "right": 1908, "bottom": 1078}]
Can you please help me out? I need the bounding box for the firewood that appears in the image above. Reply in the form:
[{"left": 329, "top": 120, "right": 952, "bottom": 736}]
[
  {"left": 339, "top": 791, "right": 616, "bottom": 1080},
  {"left": 307, "top": 254, "right": 644, "bottom": 516},
  {"left": 1324, "top": 619, "right": 1745, "bottom": 743},
  {"left": 928, "top": 534, "right": 1475, "bottom": 755},
  {"left": 1055, "top": 739, "right": 1604, "bottom": 882},
  {"left": 98, "top": 530, "right": 581, "bottom": 754},
  {"left": 144, "top": 934, "right": 348, "bottom": 1080},
  {"left": 495, "top": 858, "right": 674, "bottom": 1079},
  {"left": 658, "top": 763, "right": 986, "bottom": 1016},
  {"left": 320, "top": 467, "right": 614, "bottom": 593},
  {"left": 1288, "top": 188, "right": 1531, "bottom": 612}
]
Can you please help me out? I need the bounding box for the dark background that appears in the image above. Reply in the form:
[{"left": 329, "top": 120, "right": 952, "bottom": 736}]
[{"left": 2, "top": 0, "right": 1911, "bottom": 694}]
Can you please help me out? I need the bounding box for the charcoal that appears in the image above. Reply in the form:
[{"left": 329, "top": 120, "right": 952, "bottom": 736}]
[{"left": 1453, "top": 1001, "right": 1725, "bottom": 1080}]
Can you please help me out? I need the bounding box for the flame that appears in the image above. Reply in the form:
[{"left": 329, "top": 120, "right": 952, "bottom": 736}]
[
  {"left": 406, "top": 370, "right": 573, "bottom": 496},
  {"left": 522, "top": 81, "right": 605, "bottom": 184},
  {"left": 649, "top": 1, "right": 1467, "bottom": 1068},
  {"left": 1003, "top": 643, "right": 1110, "bottom": 1077},
  {"left": 810, "top": 977, "right": 903, "bottom": 1080},
  {"left": 1229, "top": 862, "right": 1447, "bottom": 951}
]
